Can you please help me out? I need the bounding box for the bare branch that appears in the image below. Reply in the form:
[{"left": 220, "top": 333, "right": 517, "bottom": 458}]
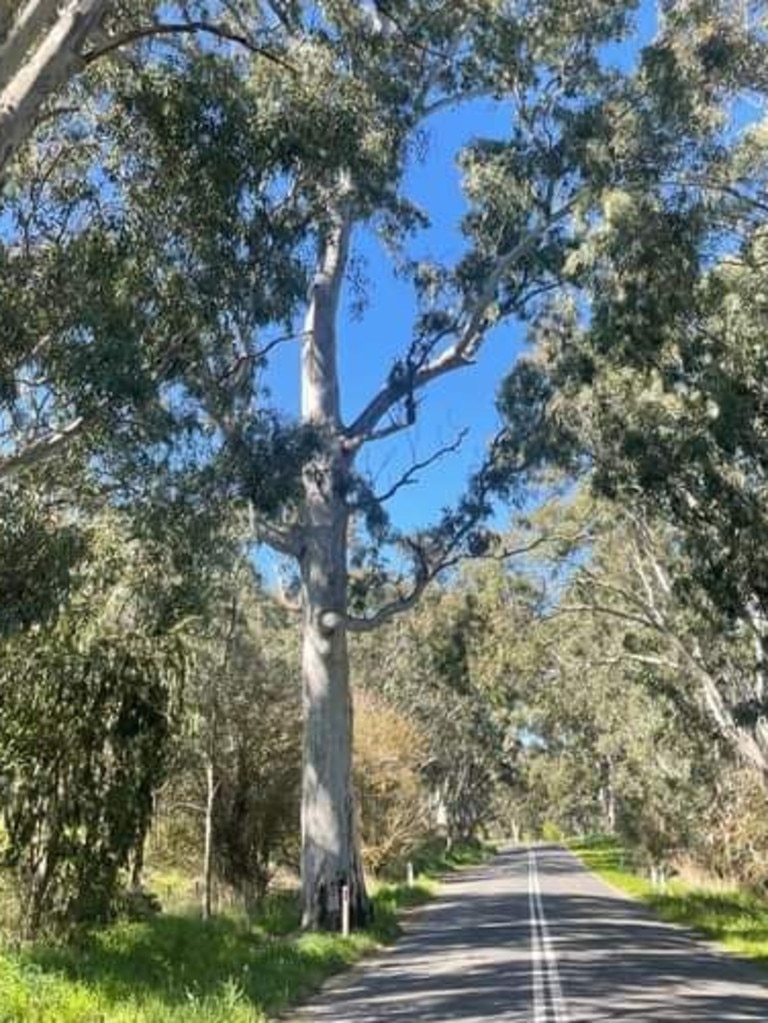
[
  {"left": 547, "top": 602, "right": 660, "bottom": 632},
  {"left": 346, "top": 197, "right": 580, "bottom": 447},
  {"left": 215, "top": 329, "right": 307, "bottom": 389},
  {"left": 371, "top": 429, "right": 468, "bottom": 505},
  {"left": 339, "top": 531, "right": 582, "bottom": 634},
  {"left": 83, "top": 20, "right": 294, "bottom": 71}
]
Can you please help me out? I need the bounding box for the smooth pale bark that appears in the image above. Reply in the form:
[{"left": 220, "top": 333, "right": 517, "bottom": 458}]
[
  {"left": 0, "top": 0, "right": 109, "bottom": 176},
  {"left": 299, "top": 462, "right": 369, "bottom": 928},
  {"left": 297, "top": 206, "right": 371, "bottom": 930},
  {"left": 202, "top": 757, "right": 215, "bottom": 921},
  {"left": 0, "top": 0, "right": 61, "bottom": 92}
]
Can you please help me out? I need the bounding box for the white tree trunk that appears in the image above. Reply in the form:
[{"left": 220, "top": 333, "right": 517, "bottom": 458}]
[
  {"left": 297, "top": 202, "right": 370, "bottom": 929},
  {"left": 0, "top": 0, "right": 109, "bottom": 176},
  {"left": 202, "top": 756, "right": 216, "bottom": 921},
  {"left": 299, "top": 468, "right": 369, "bottom": 928}
]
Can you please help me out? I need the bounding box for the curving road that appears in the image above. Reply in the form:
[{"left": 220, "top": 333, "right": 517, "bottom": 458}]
[{"left": 288, "top": 845, "right": 768, "bottom": 1022}]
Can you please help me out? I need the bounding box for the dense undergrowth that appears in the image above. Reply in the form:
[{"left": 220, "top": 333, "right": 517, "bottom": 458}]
[
  {"left": 0, "top": 840, "right": 490, "bottom": 1023},
  {"left": 569, "top": 835, "right": 768, "bottom": 969}
]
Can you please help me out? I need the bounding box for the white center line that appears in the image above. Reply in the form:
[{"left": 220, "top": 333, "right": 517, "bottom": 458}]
[
  {"left": 529, "top": 850, "right": 570, "bottom": 1023},
  {"left": 529, "top": 851, "right": 547, "bottom": 1022}
]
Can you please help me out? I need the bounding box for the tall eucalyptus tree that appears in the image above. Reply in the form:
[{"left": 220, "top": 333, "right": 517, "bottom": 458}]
[
  {"left": 6, "top": 0, "right": 756, "bottom": 932},
  {"left": 224, "top": 0, "right": 649, "bottom": 928}
]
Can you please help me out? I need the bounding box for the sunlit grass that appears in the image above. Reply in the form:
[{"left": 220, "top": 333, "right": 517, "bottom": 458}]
[
  {"left": 0, "top": 840, "right": 489, "bottom": 1022},
  {"left": 569, "top": 835, "right": 768, "bottom": 969}
]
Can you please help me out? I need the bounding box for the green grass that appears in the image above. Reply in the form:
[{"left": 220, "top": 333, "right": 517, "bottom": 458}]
[
  {"left": 569, "top": 835, "right": 768, "bottom": 969},
  {"left": 0, "top": 841, "right": 490, "bottom": 1023}
]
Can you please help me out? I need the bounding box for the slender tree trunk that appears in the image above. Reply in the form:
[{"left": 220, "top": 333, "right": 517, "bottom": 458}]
[
  {"left": 130, "top": 831, "right": 145, "bottom": 891},
  {"left": 202, "top": 757, "right": 216, "bottom": 921},
  {"left": 606, "top": 767, "right": 617, "bottom": 834},
  {"left": 298, "top": 200, "right": 370, "bottom": 930}
]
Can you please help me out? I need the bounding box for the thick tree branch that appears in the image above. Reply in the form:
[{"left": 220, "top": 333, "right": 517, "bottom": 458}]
[
  {"left": 249, "top": 501, "right": 302, "bottom": 558},
  {"left": 0, "top": 0, "right": 60, "bottom": 92},
  {"left": 555, "top": 583, "right": 768, "bottom": 777},
  {"left": 345, "top": 197, "right": 579, "bottom": 447},
  {"left": 0, "top": 415, "right": 86, "bottom": 478},
  {"left": 0, "top": 0, "right": 109, "bottom": 176},
  {"left": 302, "top": 187, "right": 353, "bottom": 428}
]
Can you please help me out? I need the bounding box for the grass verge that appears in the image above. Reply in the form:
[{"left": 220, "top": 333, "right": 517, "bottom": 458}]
[
  {"left": 0, "top": 841, "right": 491, "bottom": 1023},
  {"left": 568, "top": 834, "right": 768, "bottom": 970}
]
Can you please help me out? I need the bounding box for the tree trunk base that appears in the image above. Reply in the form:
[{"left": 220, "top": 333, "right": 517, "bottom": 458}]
[{"left": 301, "top": 867, "right": 372, "bottom": 932}]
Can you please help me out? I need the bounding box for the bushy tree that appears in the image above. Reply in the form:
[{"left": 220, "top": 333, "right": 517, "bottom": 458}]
[
  {"left": 496, "top": 4, "right": 768, "bottom": 771},
  {"left": 354, "top": 691, "right": 429, "bottom": 875},
  {"left": 0, "top": 512, "right": 194, "bottom": 934}
]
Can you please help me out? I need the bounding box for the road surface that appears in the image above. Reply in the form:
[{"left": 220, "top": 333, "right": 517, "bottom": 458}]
[{"left": 289, "top": 844, "right": 768, "bottom": 1022}]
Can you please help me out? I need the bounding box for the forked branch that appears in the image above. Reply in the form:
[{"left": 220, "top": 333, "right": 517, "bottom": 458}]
[
  {"left": 345, "top": 197, "right": 580, "bottom": 448},
  {"left": 338, "top": 530, "right": 586, "bottom": 634},
  {"left": 371, "top": 429, "right": 468, "bottom": 505}
]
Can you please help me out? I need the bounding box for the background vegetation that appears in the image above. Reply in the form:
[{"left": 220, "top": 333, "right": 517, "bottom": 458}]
[{"left": 3, "top": 0, "right": 768, "bottom": 1020}]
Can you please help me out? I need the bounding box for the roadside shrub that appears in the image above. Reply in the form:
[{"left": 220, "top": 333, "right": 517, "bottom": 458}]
[
  {"left": 354, "top": 692, "right": 430, "bottom": 875},
  {"left": 0, "top": 624, "right": 181, "bottom": 935}
]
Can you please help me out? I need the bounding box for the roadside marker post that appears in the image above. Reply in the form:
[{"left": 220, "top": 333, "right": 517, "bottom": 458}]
[
  {"left": 407, "top": 861, "right": 414, "bottom": 888},
  {"left": 341, "top": 884, "right": 350, "bottom": 937}
]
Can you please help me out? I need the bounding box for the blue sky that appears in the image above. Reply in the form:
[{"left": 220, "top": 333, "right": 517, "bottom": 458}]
[{"left": 264, "top": 0, "right": 659, "bottom": 536}]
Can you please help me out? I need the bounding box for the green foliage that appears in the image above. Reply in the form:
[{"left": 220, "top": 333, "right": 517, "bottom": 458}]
[
  {"left": 493, "top": 2, "right": 768, "bottom": 694},
  {"left": 208, "top": 609, "right": 302, "bottom": 906},
  {"left": 0, "top": 485, "right": 86, "bottom": 637},
  {"left": 0, "top": 502, "right": 239, "bottom": 934},
  {"left": 157, "top": 568, "right": 302, "bottom": 910},
  {"left": 541, "top": 822, "right": 565, "bottom": 843},
  {"left": 353, "top": 566, "right": 524, "bottom": 845},
  {"left": 0, "top": 842, "right": 490, "bottom": 1023},
  {"left": 571, "top": 835, "right": 768, "bottom": 970},
  {"left": 354, "top": 691, "right": 430, "bottom": 874},
  {"left": 0, "top": 603, "right": 184, "bottom": 934}
]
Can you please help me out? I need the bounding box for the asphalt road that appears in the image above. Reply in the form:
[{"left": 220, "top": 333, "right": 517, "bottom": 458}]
[{"left": 289, "top": 845, "right": 768, "bottom": 1022}]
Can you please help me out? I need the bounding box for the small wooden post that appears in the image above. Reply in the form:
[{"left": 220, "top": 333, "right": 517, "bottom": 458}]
[
  {"left": 407, "top": 862, "right": 414, "bottom": 888},
  {"left": 341, "top": 884, "right": 350, "bottom": 937}
]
